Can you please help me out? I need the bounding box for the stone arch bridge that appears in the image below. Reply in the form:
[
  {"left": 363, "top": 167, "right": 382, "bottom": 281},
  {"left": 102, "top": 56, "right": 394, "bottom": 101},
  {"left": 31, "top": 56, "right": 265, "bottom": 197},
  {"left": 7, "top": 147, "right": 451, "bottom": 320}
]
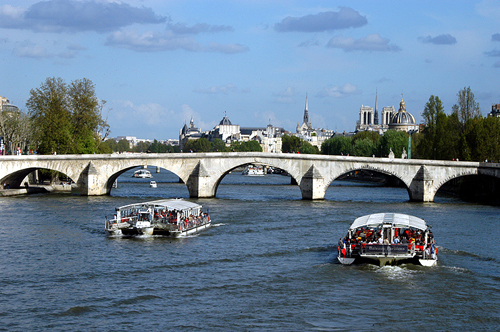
[{"left": 1, "top": 152, "right": 499, "bottom": 201}]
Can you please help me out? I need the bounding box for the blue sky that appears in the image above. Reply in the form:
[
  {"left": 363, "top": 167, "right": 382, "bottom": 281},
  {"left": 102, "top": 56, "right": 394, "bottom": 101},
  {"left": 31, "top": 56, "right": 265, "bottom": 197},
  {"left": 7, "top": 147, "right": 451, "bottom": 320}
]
[{"left": 1, "top": 0, "right": 500, "bottom": 140}]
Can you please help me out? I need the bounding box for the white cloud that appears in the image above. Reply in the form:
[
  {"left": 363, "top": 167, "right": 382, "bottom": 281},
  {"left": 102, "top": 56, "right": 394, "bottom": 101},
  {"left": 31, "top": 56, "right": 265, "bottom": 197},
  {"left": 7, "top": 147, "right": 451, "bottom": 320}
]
[
  {"left": 327, "top": 34, "right": 400, "bottom": 52},
  {"left": 14, "top": 43, "right": 53, "bottom": 58},
  {"left": 193, "top": 84, "right": 238, "bottom": 94},
  {"left": 275, "top": 7, "right": 367, "bottom": 32},
  {"left": 317, "top": 83, "right": 361, "bottom": 98},
  {"left": 418, "top": 34, "right": 457, "bottom": 45},
  {"left": 106, "top": 30, "right": 248, "bottom": 54},
  {"left": 0, "top": 0, "right": 166, "bottom": 33},
  {"left": 476, "top": 0, "right": 500, "bottom": 18},
  {"left": 168, "top": 22, "right": 233, "bottom": 34},
  {"left": 206, "top": 42, "right": 249, "bottom": 54}
]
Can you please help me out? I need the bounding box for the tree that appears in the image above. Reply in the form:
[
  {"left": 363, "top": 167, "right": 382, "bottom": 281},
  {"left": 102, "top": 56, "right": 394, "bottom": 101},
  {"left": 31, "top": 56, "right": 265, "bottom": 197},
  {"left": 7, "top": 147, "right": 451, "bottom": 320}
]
[
  {"left": 0, "top": 108, "right": 33, "bottom": 154},
  {"left": 298, "top": 141, "right": 318, "bottom": 154},
  {"left": 230, "top": 140, "right": 263, "bottom": 152},
  {"left": 281, "top": 134, "right": 302, "bottom": 153},
  {"left": 133, "top": 141, "right": 150, "bottom": 153},
  {"left": 184, "top": 138, "right": 210, "bottom": 152},
  {"left": 379, "top": 130, "right": 408, "bottom": 158},
  {"left": 354, "top": 138, "right": 375, "bottom": 157},
  {"left": 321, "top": 135, "right": 353, "bottom": 155},
  {"left": 27, "top": 77, "right": 72, "bottom": 154},
  {"left": 26, "top": 77, "right": 109, "bottom": 154},
  {"left": 210, "top": 138, "right": 228, "bottom": 152},
  {"left": 452, "top": 86, "right": 481, "bottom": 125},
  {"left": 418, "top": 95, "right": 446, "bottom": 159},
  {"left": 116, "top": 138, "right": 130, "bottom": 152}
]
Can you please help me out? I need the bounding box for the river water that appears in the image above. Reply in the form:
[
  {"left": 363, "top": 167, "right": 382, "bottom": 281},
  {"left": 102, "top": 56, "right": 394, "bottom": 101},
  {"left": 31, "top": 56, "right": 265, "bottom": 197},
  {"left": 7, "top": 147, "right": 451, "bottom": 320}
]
[{"left": 1, "top": 167, "right": 499, "bottom": 331}]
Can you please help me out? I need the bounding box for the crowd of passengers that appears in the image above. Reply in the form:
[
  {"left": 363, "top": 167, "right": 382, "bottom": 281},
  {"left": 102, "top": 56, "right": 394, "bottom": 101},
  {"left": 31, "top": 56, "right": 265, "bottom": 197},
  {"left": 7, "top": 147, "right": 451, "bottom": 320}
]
[
  {"left": 339, "top": 227, "right": 435, "bottom": 248},
  {"left": 117, "top": 208, "right": 209, "bottom": 227},
  {"left": 153, "top": 209, "right": 210, "bottom": 228}
]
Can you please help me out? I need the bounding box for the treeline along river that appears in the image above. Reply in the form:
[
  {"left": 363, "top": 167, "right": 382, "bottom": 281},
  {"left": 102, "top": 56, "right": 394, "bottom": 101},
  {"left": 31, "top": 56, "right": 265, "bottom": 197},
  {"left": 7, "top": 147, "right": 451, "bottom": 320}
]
[{"left": 1, "top": 168, "right": 499, "bottom": 331}]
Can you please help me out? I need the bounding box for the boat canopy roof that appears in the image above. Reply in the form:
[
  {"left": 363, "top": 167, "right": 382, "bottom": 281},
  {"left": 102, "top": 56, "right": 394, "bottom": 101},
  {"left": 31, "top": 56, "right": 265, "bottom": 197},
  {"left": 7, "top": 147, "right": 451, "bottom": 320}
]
[
  {"left": 117, "top": 199, "right": 201, "bottom": 212},
  {"left": 349, "top": 213, "right": 427, "bottom": 231}
]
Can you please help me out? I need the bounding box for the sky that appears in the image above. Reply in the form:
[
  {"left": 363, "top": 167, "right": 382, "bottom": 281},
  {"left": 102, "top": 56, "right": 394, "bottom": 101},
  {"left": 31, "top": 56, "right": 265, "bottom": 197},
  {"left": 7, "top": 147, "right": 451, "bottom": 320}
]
[{"left": 1, "top": 0, "right": 500, "bottom": 140}]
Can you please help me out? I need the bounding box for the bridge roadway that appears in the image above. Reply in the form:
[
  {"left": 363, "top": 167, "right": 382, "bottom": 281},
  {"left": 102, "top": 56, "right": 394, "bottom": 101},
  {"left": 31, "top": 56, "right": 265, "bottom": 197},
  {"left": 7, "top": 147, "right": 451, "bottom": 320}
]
[{"left": 1, "top": 152, "right": 499, "bottom": 201}]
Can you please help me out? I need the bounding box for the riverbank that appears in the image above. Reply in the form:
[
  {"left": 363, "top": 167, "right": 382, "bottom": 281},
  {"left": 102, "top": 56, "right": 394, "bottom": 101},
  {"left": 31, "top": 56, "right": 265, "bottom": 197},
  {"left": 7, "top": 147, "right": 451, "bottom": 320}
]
[{"left": 0, "top": 184, "right": 74, "bottom": 196}]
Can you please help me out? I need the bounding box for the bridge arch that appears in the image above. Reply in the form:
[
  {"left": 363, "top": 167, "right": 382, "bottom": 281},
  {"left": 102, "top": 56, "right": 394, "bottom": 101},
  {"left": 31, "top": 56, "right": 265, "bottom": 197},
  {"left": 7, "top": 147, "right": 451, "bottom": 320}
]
[
  {"left": 202, "top": 159, "right": 301, "bottom": 199},
  {"left": 0, "top": 165, "right": 77, "bottom": 189}
]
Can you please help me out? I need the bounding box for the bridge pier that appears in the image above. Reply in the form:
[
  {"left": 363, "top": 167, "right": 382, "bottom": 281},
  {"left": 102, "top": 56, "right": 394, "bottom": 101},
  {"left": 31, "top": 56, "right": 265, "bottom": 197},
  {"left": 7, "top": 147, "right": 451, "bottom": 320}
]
[
  {"left": 300, "top": 165, "right": 327, "bottom": 200},
  {"left": 408, "top": 166, "right": 435, "bottom": 202},
  {"left": 79, "top": 161, "right": 108, "bottom": 196},
  {"left": 186, "top": 161, "right": 216, "bottom": 198}
]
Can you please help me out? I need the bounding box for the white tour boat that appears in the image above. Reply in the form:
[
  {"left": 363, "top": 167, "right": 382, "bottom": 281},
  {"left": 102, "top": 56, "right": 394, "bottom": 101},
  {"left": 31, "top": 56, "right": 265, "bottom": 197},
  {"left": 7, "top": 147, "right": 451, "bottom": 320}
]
[
  {"left": 132, "top": 169, "right": 152, "bottom": 178},
  {"left": 337, "top": 213, "right": 437, "bottom": 266},
  {"left": 105, "top": 199, "right": 211, "bottom": 237},
  {"left": 149, "top": 180, "right": 157, "bottom": 188},
  {"left": 242, "top": 165, "right": 265, "bottom": 176}
]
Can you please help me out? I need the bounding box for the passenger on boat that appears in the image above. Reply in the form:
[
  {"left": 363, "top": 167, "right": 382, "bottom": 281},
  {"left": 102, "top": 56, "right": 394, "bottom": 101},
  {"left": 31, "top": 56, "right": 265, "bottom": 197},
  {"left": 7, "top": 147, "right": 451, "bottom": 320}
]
[{"left": 393, "top": 236, "right": 400, "bottom": 244}]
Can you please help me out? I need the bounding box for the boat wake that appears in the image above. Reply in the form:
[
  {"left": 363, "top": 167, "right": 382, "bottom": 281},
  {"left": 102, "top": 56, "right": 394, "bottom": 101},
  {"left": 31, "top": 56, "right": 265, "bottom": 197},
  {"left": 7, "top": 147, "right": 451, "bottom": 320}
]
[{"left": 211, "top": 223, "right": 226, "bottom": 227}]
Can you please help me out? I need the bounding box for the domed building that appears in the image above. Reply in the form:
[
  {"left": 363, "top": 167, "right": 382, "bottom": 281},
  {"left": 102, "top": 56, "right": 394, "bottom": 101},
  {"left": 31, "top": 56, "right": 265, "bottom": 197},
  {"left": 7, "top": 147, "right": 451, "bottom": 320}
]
[
  {"left": 179, "top": 118, "right": 202, "bottom": 152},
  {"left": 389, "top": 96, "right": 419, "bottom": 133},
  {"left": 212, "top": 113, "right": 241, "bottom": 144}
]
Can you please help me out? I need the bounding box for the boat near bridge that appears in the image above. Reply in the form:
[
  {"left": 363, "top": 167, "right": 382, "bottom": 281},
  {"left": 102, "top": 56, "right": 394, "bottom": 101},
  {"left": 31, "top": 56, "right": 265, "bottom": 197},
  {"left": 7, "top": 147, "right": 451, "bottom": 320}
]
[
  {"left": 132, "top": 169, "right": 152, "bottom": 178},
  {"left": 337, "top": 213, "right": 437, "bottom": 266},
  {"left": 105, "top": 199, "right": 211, "bottom": 237}
]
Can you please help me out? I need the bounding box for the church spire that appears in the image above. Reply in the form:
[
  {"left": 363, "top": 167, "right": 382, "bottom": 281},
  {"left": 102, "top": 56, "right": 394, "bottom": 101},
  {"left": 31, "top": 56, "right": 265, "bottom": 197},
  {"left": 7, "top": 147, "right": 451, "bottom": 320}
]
[
  {"left": 303, "top": 94, "right": 309, "bottom": 126},
  {"left": 374, "top": 89, "right": 379, "bottom": 125}
]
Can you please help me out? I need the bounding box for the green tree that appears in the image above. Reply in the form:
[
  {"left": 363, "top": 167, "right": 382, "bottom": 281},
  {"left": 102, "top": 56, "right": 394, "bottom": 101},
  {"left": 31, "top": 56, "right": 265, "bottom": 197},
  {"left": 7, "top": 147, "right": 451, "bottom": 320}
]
[
  {"left": 379, "top": 130, "right": 408, "bottom": 158},
  {"left": 452, "top": 86, "right": 481, "bottom": 126},
  {"left": 133, "top": 141, "right": 150, "bottom": 153},
  {"left": 184, "top": 138, "right": 210, "bottom": 152},
  {"left": 354, "top": 138, "right": 375, "bottom": 157},
  {"left": 230, "top": 140, "right": 263, "bottom": 152},
  {"left": 26, "top": 77, "right": 109, "bottom": 154},
  {"left": 210, "top": 138, "right": 228, "bottom": 152},
  {"left": 418, "top": 95, "right": 446, "bottom": 159},
  {"left": 27, "top": 77, "right": 72, "bottom": 154},
  {"left": 298, "top": 141, "right": 318, "bottom": 154},
  {"left": 281, "top": 134, "right": 302, "bottom": 153},
  {"left": 116, "top": 138, "right": 130, "bottom": 152},
  {"left": 321, "top": 135, "right": 353, "bottom": 155}
]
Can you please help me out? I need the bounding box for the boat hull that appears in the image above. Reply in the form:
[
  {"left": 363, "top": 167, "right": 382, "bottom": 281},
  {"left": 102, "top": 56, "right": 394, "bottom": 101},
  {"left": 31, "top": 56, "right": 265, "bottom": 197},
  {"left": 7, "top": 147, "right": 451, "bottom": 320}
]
[{"left": 419, "top": 258, "right": 438, "bottom": 267}]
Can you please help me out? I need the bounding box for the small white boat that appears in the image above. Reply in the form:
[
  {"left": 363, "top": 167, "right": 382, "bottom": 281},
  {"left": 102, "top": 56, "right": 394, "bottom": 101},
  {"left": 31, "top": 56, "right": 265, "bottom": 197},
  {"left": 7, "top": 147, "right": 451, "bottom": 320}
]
[
  {"left": 105, "top": 199, "right": 211, "bottom": 237},
  {"left": 242, "top": 165, "right": 265, "bottom": 176},
  {"left": 337, "top": 213, "right": 437, "bottom": 266},
  {"left": 132, "top": 169, "right": 152, "bottom": 178},
  {"left": 149, "top": 181, "right": 157, "bottom": 188}
]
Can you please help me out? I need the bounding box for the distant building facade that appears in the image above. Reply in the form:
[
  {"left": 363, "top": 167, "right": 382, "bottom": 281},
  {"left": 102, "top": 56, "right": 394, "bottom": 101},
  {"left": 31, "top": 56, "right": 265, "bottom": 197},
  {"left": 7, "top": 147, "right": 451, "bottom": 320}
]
[
  {"left": 179, "top": 118, "right": 203, "bottom": 151},
  {"left": 296, "top": 95, "right": 314, "bottom": 136},
  {"left": 294, "top": 95, "right": 335, "bottom": 147},
  {"left": 488, "top": 104, "right": 500, "bottom": 118},
  {"left": 388, "top": 97, "right": 419, "bottom": 133},
  {"left": 356, "top": 93, "right": 418, "bottom": 134},
  {"left": 0, "top": 95, "right": 19, "bottom": 113}
]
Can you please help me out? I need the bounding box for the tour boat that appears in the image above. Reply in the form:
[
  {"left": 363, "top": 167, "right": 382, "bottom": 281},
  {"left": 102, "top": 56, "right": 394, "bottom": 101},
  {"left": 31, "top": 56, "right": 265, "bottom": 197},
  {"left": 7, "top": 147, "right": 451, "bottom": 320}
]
[
  {"left": 242, "top": 165, "right": 265, "bottom": 176},
  {"left": 149, "top": 180, "right": 157, "bottom": 188},
  {"left": 132, "top": 169, "right": 152, "bottom": 178},
  {"left": 337, "top": 213, "right": 437, "bottom": 266},
  {"left": 105, "top": 199, "right": 211, "bottom": 237}
]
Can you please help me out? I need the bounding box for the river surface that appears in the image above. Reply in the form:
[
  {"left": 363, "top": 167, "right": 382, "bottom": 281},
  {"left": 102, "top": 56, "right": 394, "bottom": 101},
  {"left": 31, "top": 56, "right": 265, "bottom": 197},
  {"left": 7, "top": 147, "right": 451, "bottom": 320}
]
[{"left": 1, "top": 167, "right": 499, "bottom": 331}]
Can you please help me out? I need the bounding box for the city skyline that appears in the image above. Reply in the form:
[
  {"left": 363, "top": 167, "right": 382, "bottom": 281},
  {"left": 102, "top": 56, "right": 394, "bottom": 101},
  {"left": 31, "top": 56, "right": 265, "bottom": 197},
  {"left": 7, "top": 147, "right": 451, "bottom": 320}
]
[{"left": 1, "top": 0, "right": 499, "bottom": 140}]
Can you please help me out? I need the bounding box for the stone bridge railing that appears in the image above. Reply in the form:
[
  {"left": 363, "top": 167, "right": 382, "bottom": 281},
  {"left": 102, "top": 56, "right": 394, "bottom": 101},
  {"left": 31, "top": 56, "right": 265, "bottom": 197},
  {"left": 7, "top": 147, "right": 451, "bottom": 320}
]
[{"left": 1, "top": 152, "right": 498, "bottom": 201}]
